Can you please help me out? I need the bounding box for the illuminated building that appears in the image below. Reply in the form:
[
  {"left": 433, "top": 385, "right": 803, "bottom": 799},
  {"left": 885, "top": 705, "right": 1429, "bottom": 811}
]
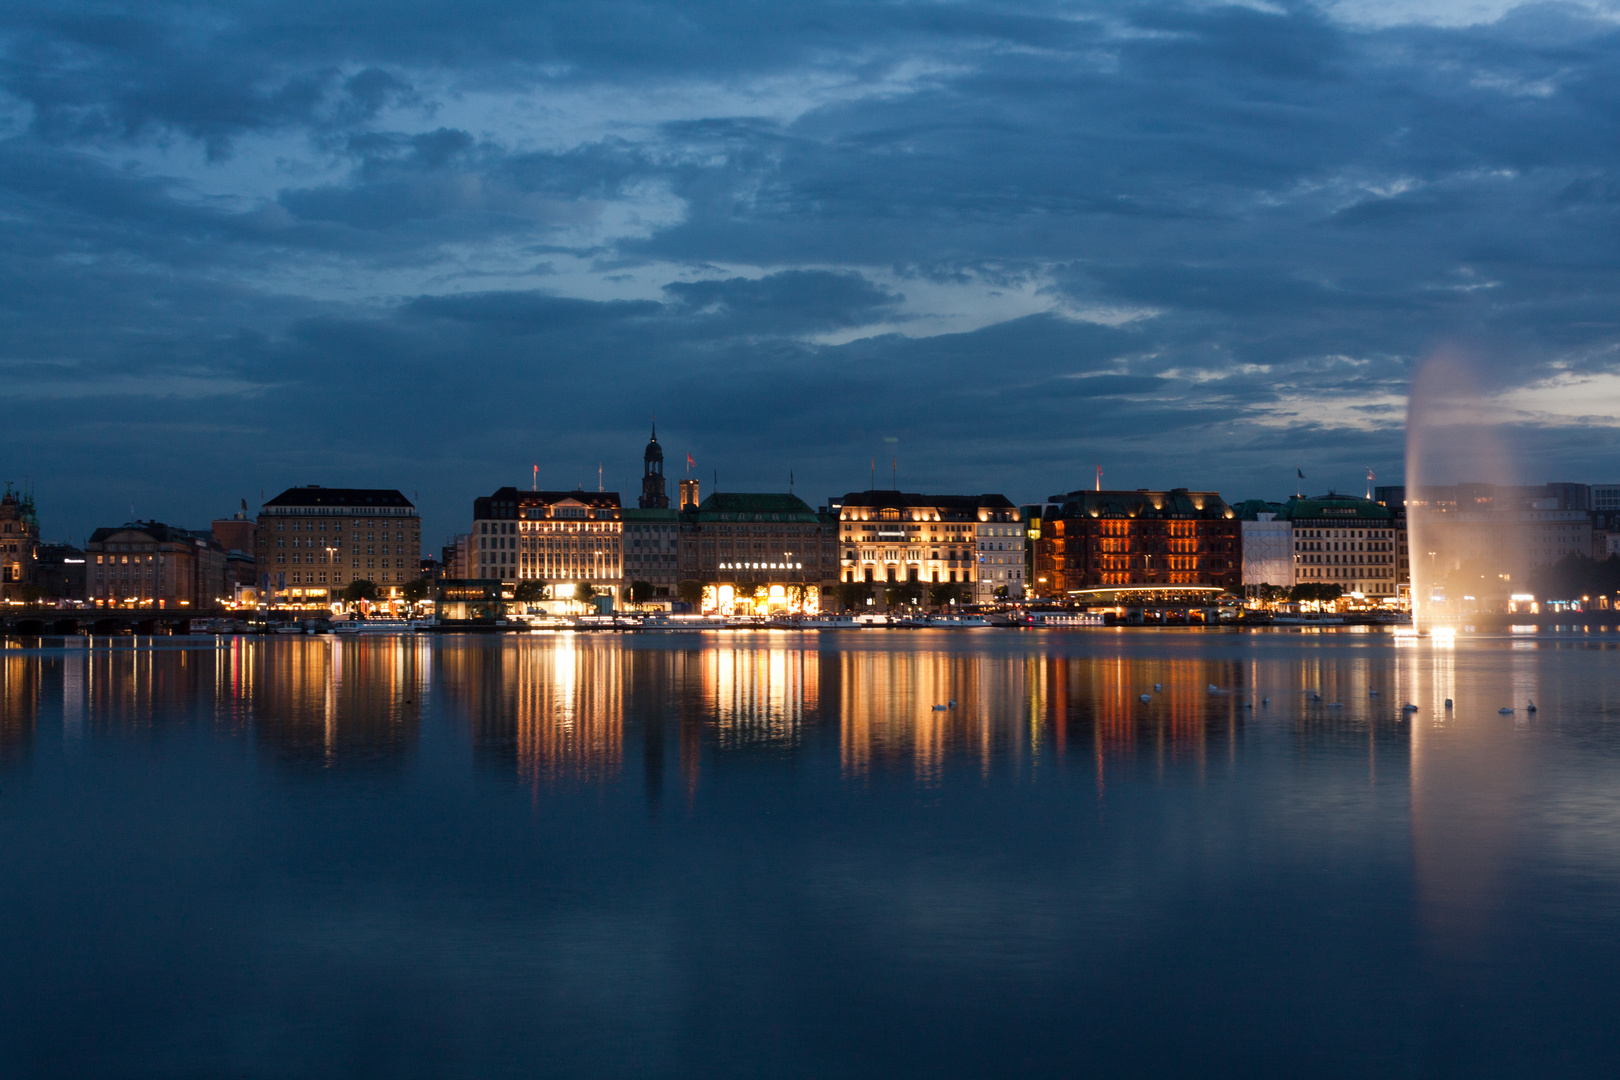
[
  {"left": 258, "top": 486, "right": 421, "bottom": 605},
  {"left": 473, "top": 487, "right": 622, "bottom": 606},
  {"left": 678, "top": 492, "right": 837, "bottom": 614},
  {"left": 1035, "top": 488, "right": 1240, "bottom": 593},
  {"left": 0, "top": 486, "right": 39, "bottom": 602},
  {"left": 86, "top": 521, "right": 228, "bottom": 608},
  {"left": 1284, "top": 493, "right": 1401, "bottom": 599},
  {"left": 837, "top": 491, "right": 1021, "bottom": 598}
]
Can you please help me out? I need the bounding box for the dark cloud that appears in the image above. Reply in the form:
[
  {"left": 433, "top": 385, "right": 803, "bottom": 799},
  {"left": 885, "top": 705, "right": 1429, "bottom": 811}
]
[
  {"left": 5, "top": 1, "right": 1620, "bottom": 541},
  {"left": 664, "top": 270, "right": 900, "bottom": 333}
]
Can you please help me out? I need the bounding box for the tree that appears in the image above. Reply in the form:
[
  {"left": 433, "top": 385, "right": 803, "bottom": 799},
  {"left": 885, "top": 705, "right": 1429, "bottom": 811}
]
[
  {"left": 993, "top": 584, "right": 1009, "bottom": 599},
  {"left": 574, "top": 581, "right": 597, "bottom": 610},
  {"left": 884, "top": 582, "right": 924, "bottom": 609},
  {"left": 677, "top": 579, "right": 705, "bottom": 606},
  {"left": 929, "top": 581, "right": 966, "bottom": 608},
  {"left": 512, "top": 580, "right": 548, "bottom": 604},
  {"left": 835, "top": 581, "right": 871, "bottom": 611},
  {"left": 628, "top": 579, "right": 656, "bottom": 606},
  {"left": 401, "top": 577, "right": 430, "bottom": 604},
  {"left": 1288, "top": 582, "right": 1342, "bottom": 604},
  {"left": 341, "top": 579, "right": 379, "bottom": 606},
  {"left": 1530, "top": 553, "right": 1620, "bottom": 602}
]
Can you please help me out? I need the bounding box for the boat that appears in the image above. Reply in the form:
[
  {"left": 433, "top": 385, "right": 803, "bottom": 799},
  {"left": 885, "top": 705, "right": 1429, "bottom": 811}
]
[
  {"left": 332, "top": 618, "right": 414, "bottom": 635},
  {"left": 1025, "top": 612, "right": 1105, "bottom": 627},
  {"left": 927, "top": 615, "right": 991, "bottom": 629},
  {"left": 636, "top": 615, "right": 727, "bottom": 631},
  {"left": 1272, "top": 612, "right": 1345, "bottom": 625},
  {"left": 800, "top": 613, "right": 862, "bottom": 629}
]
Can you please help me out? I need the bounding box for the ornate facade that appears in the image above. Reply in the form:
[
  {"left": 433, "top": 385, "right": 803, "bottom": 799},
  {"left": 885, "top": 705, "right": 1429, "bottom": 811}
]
[
  {"left": 472, "top": 487, "right": 623, "bottom": 603},
  {"left": 1034, "top": 488, "right": 1240, "bottom": 594},
  {"left": 0, "top": 487, "right": 39, "bottom": 602}
]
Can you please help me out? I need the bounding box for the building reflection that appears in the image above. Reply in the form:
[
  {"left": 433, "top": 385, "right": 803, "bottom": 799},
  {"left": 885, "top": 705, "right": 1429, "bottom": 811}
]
[
  {"left": 453, "top": 636, "right": 625, "bottom": 785},
  {"left": 82, "top": 644, "right": 219, "bottom": 734},
  {"left": 248, "top": 637, "right": 427, "bottom": 770},
  {"left": 838, "top": 649, "right": 1255, "bottom": 786},
  {"left": 701, "top": 645, "right": 818, "bottom": 750},
  {"left": 0, "top": 652, "right": 42, "bottom": 768}
]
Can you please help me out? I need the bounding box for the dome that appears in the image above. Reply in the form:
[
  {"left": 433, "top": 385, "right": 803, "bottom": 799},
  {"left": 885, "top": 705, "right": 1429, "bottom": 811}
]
[{"left": 644, "top": 425, "right": 664, "bottom": 463}]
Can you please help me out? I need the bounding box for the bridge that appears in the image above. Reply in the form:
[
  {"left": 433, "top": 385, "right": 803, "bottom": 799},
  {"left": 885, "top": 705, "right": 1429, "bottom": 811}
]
[{"left": 2, "top": 610, "right": 218, "bottom": 636}]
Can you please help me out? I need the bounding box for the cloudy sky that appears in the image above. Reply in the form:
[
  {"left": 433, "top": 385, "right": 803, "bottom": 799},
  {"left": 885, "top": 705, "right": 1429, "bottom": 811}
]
[{"left": 6, "top": 0, "right": 1620, "bottom": 544}]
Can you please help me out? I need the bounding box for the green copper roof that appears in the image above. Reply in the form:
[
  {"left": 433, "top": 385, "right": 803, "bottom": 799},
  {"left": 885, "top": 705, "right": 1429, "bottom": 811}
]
[
  {"left": 1279, "top": 494, "right": 1392, "bottom": 521},
  {"left": 691, "top": 492, "right": 819, "bottom": 522}
]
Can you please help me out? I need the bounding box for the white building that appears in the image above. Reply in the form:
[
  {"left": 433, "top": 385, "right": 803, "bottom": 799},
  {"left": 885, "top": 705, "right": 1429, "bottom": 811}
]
[
  {"left": 974, "top": 517, "right": 1026, "bottom": 601},
  {"left": 1241, "top": 513, "right": 1294, "bottom": 588}
]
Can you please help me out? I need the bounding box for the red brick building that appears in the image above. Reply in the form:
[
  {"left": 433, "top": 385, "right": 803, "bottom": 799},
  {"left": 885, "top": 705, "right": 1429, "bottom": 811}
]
[{"left": 1033, "top": 488, "right": 1240, "bottom": 596}]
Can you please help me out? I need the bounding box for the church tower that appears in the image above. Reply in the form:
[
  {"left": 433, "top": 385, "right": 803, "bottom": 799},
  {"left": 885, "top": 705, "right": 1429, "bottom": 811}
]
[{"left": 639, "top": 424, "right": 670, "bottom": 509}]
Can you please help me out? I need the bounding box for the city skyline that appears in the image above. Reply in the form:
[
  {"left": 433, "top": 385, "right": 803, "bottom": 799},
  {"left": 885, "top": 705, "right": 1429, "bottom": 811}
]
[{"left": 8, "top": 3, "right": 1620, "bottom": 542}]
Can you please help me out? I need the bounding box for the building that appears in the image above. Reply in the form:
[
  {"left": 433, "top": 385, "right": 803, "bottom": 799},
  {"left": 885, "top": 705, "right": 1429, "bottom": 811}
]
[
  {"left": 87, "top": 521, "right": 228, "bottom": 608},
  {"left": 1407, "top": 483, "right": 1592, "bottom": 604},
  {"left": 0, "top": 486, "right": 39, "bottom": 602},
  {"left": 212, "top": 501, "right": 259, "bottom": 589},
  {"left": 258, "top": 486, "right": 421, "bottom": 605},
  {"left": 622, "top": 507, "right": 681, "bottom": 604},
  {"left": 1591, "top": 484, "right": 1620, "bottom": 512},
  {"left": 471, "top": 487, "right": 622, "bottom": 606},
  {"left": 1591, "top": 511, "right": 1620, "bottom": 559},
  {"left": 1280, "top": 493, "right": 1401, "bottom": 600},
  {"left": 1034, "top": 488, "right": 1240, "bottom": 594},
  {"left": 837, "top": 491, "right": 1020, "bottom": 599},
  {"left": 1233, "top": 500, "right": 1294, "bottom": 589},
  {"left": 679, "top": 492, "right": 838, "bottom": 614},
  {"left": 972, "top": 500, "right": 1025, "bottom": 602},
  {"left": 679, "top": 478, "right": 700, "bottom": 511},
  {"left": 1021, "top": 504, "right": 1048, "bottom": 598},
  {"left": 34, "top": 543, "right": 86, "bottom": 601},
  {"left": 434, "top": 579, "right": 506, "bottom": 621},
  {"left": 638, "top": 426, "right": 670, "bottom": 509}
]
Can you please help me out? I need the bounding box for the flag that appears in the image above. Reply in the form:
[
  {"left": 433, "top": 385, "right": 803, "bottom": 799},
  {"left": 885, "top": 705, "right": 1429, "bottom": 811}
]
[
  {"left": 687, "top": 454, "right": 694, "bottom": 469},
  {"left": 1297, "top": 468, "right": 1305, "bottom": 479}
]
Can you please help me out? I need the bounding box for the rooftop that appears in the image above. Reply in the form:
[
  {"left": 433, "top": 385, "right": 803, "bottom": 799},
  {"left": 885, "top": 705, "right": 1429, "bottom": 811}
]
[
  {"left": 263, "top": 486, "right": 415, "bottom": 510},
  {"left": 1050, "top": 489, "right": 1233, "bottom": 519},
  {"left": 691, "top": 492, "right": 820, "bottom": 522}
]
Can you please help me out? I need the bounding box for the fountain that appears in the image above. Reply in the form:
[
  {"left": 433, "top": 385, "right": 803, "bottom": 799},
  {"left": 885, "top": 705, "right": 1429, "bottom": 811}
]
[{"left": 1404, "top": 348, "right": 1525, "bottom": 632}]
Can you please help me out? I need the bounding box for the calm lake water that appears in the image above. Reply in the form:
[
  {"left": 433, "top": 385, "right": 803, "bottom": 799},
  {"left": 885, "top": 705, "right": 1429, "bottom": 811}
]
[{"left": 2, "top": 629, "right": 1619, "bottom": 1078}]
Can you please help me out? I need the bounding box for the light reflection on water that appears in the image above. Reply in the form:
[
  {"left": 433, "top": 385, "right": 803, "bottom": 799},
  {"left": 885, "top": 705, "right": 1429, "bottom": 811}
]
[{"left": 1, "top": 630, "right": 1619, "bottom": 1077}]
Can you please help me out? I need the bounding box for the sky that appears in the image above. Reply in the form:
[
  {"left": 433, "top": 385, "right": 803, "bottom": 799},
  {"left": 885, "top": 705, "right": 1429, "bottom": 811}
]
[{"left": 6, "top": 0, "right": 1620, "bottom": 546}]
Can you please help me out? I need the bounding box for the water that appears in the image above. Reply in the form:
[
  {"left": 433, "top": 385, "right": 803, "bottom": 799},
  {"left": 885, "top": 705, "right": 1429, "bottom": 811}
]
[{"left": 3, "top": 629, "right": 1620, "bottom": 1078}]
